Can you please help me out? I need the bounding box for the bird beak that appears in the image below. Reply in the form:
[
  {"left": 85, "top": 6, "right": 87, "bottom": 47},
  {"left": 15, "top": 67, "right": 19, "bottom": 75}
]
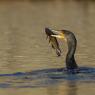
[{"left": 51, "top": 29, "right": 66, "bottom": 41}]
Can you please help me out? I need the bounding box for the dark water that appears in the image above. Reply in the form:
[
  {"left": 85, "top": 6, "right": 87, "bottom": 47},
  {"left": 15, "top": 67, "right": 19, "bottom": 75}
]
[
  {"left": 0, "top": 0, "right": 95, "bottom": 95},
  {"left": 0, "top": 67, "right": 95, "bottom": 95}
]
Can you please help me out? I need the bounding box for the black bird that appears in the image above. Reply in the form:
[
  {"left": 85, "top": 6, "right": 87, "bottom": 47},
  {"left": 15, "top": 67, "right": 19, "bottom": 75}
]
[{"left": 45, "top": 28, "right": 78, "bottom": 71}]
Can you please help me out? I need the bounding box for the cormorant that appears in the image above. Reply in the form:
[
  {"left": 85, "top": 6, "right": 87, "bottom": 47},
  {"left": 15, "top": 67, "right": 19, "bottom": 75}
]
[{"left": 45, "top": 28, "right": 78, "bottom": 71}]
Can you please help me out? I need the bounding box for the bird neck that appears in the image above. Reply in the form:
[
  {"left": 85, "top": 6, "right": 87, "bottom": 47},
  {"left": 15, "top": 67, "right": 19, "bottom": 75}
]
[{"left": 66, "top": 40, "right": 78, "bottom": 69}]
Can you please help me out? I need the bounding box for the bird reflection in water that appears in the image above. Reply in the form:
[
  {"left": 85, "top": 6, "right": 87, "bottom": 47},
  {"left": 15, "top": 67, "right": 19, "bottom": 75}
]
[
  {"left": 66, "top": 80, "right": 77, "bottom": 95},
  {"left": 46, "top": 80, "right": 77, "bottom": 95},
  {"left": 47, "top": 84, "right": 59, "bottom": 95}
]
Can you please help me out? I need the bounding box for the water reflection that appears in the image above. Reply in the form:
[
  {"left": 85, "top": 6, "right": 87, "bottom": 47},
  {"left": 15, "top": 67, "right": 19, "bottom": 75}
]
[
  {"left": 46, "top": 80, "right": 77, "bottom": 95},
  {"left": 66, "top": 80, "right": 77, "bottom": 95},
  {"left": 47, "top": 84, "right": 59, "bottom": 95},
  {"left": 0, "top": 67, "right": 95, "bottom": 88},
  {"left": 0, "top": 67, "right": 95, "bottom": 95}
]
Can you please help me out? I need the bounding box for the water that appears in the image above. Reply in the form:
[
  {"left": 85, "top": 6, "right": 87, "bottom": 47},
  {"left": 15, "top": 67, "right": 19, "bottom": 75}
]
[{"left": 0, "top": 0, "right": 95, "bottom": 95}]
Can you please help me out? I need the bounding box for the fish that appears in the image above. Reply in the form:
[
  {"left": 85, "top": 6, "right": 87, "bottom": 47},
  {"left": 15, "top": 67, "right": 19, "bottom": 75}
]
[{"left": 45, "top": 28, "right": 61, "bottom": 56}]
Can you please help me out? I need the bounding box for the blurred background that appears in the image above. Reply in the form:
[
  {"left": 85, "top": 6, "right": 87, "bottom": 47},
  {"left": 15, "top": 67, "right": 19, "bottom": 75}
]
[{"left": 0, "top": 0, "right": 95, "bottom": 95}]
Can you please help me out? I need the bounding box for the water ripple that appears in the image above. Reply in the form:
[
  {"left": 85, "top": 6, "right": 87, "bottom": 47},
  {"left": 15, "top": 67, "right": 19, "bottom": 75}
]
[{"left": 0, "top": 67, "right": 95, "bottom": 88}]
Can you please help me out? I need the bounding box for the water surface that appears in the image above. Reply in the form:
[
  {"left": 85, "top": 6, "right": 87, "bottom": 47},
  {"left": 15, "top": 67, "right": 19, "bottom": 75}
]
[{"left": 0, "top": 0, "right": 95, "bottom": 95}]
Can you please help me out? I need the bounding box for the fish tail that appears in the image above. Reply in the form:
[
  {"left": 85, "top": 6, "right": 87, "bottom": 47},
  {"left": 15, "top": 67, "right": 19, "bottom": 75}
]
[{"left": 56, "top": 49, "right": 61, "bottom": 56}]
